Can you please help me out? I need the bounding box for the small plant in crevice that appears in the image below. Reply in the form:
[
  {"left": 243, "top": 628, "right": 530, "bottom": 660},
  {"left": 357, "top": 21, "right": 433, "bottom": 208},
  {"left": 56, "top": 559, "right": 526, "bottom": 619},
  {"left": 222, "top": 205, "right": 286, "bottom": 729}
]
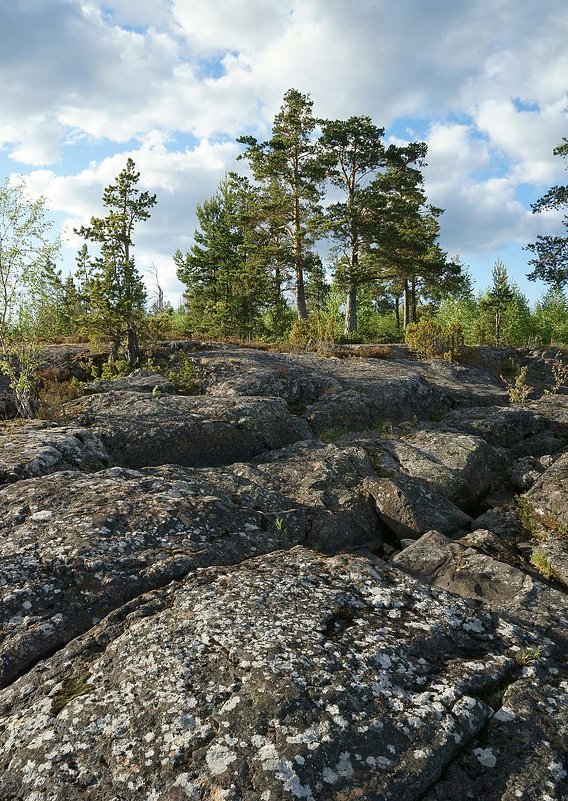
[
  {"left": 551, "top": 351, "right": 568, "bottom": 395},
  {"left": 515, "top": 495, "right": 567, "bottom": 541},
  {"left": 501, "top": 356, "right": 518, "bottom": 376},
  {"left": 530, "top": 550, "right": 556, "bottom": 580},
  {"left": 515, "top": 645, "right": 543, "bottom": 666},
  {"left": 320, "top": 427, "right": 348, "bottom": 443},
  {"left": 274, "top": 516, "right": 290, "bottom": 543},
  {"left": 501, "top": 365, "right": 532, "bottom": 404}
]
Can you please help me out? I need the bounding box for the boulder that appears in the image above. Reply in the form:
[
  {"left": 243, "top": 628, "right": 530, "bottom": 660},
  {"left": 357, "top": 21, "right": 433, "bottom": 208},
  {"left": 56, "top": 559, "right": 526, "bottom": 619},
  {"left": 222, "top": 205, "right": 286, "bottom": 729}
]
[
  {"left": 377, "top": 429, "right": 505, "bottom": 508},
  {"left": 83, "top": 369, "right": 176, "bottom": 395},
  {"left": 422, "top": 670, "right": 568, "bottom": 801},
  {"left": 233, "top": 440, "right": 387, "bottom": 551},
  {"left": 391, "top": 530, "right": 568, "bottom": 641},
  {"left": 63, "top": 391, "right": 312, "bottom": 468},
  {"left": 0, "top": 547, "right": 561, "bottom": 801},
  {"left": 525, "top": 449, "right": 568, "bottom": 529},
  {"left": 0, "top": 467, "right": 303, "bottom": 688},
  {"left": 532, "top": 539, "right": 568, "bottom": 590},
  {"left": 0, "top": 420, "right": 109, "bottom": 485},
  {"left": 442, "top": 405, "right": 564, "bottom": 456},
  {"left": 509, "top": 455, "right": 545, "bottom": 491},
  {"left": 366, "top": 474, "right": 472, "bottom": 540}
]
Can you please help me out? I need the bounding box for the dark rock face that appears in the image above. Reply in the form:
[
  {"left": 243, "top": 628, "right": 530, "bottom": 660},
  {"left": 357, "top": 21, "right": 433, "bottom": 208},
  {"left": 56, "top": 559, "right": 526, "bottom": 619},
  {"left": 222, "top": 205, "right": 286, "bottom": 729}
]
[
  {"left": 1, "top": 344, "right": 568, "bottom": 800},
  {"left": 63, "top": 392, "right": 312, "bottom": 468}
]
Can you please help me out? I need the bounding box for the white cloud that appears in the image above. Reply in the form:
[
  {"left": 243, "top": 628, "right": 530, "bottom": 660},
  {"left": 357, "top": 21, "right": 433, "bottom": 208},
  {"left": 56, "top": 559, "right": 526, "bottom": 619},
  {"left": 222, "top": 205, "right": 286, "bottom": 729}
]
[{"left": 0, "top": 0, "right": 566, "bottom": 301}]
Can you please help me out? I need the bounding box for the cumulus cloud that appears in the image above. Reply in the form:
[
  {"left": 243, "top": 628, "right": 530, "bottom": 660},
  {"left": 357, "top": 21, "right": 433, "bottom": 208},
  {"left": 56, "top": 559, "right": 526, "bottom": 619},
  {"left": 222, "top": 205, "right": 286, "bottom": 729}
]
[{"left": 0, "top": 0, "right": 566, "bottom": 299}]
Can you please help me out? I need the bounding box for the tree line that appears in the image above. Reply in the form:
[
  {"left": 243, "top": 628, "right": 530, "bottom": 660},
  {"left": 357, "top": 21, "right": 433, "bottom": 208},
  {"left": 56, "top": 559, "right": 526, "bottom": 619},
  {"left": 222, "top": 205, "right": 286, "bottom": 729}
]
[
  {"left": 0, "top": 89, "right": 566, "bottom": 416},
  {"left": 174, "top": 89, "right": 465, "bottom": 340}
]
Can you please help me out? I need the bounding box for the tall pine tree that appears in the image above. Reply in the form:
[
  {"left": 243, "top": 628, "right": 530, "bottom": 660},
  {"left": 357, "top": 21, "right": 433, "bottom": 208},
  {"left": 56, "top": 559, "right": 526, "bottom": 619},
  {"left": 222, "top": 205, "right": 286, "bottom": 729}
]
[
  {"left": 319, "top": 116, "right": 386, "bottom": 333},
  {"left": 238, "top": 89, "right": 325, "bottom": 320},
  {"left": 75, "top": 158, "right": 156, "bottom": 365}
]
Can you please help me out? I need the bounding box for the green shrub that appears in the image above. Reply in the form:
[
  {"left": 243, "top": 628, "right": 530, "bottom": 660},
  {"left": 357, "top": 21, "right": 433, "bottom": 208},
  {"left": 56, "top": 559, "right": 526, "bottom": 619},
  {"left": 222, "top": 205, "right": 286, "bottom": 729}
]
[
  {"left": 405, "top": 317, "right": 464, "bottom": 360},
  {"left": 167, "top": 353, "right": 199, "bottom": 394}
]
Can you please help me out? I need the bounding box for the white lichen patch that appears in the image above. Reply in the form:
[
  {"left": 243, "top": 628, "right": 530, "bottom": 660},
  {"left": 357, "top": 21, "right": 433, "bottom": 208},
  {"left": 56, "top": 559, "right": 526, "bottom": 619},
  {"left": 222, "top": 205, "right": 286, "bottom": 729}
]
[{"left": 205, "top": 743, "right": 237, "bottom": 776}]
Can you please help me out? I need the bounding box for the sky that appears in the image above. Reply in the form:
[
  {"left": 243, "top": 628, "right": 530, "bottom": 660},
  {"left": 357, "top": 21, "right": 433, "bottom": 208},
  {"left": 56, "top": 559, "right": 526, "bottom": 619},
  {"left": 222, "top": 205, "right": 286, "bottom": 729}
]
[{"left": 0, "top": 0, "right": 566, "bottom": 308}]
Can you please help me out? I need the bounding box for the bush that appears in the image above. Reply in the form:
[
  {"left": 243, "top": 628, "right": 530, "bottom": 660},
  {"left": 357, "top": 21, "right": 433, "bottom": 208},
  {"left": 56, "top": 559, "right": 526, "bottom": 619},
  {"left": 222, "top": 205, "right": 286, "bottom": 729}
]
[
  {"left": 405, "top": 317, "right": 464, "bottom": 360},
  {"left": 167, "top": 353, "right": 200, "bottom": 394}
]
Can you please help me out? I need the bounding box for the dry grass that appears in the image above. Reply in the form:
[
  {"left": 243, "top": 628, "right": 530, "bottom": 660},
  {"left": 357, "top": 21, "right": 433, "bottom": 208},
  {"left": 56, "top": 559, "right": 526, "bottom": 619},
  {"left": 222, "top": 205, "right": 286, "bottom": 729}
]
[{"left": 36, "top": 367, "right": 82, "bottom": 421}]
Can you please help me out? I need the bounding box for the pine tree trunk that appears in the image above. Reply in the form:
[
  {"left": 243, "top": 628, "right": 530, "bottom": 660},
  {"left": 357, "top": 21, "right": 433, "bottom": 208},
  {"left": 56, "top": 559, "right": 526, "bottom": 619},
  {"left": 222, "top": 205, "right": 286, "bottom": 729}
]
[
  {"left": 411, "top": 278, "right": 418, "bottom": 323},
  {"left": 395, "top": 296, "right": 401, "bottom": 329},
  {"left": 344, "top": 283, "right": 357, "bottom": 334},
  {"left": 296, "top": 268, "right": 308, "bottom": 320},
  {"left": 294, "top": 196, "right": 308, "bottom": 320},
  {"left": 127, "top": 324, "right": 141, "bottom": 367},
  {"left": 403, "top": 280, "right": 411, "bottom": 328}
]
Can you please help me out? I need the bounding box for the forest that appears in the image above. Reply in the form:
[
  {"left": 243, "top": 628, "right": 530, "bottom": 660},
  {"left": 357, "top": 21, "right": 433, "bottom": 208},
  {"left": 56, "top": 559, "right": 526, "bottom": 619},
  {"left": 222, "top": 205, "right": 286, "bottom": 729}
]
[{"left": 0, "top": 88, "right": 567, "bottom": 413}]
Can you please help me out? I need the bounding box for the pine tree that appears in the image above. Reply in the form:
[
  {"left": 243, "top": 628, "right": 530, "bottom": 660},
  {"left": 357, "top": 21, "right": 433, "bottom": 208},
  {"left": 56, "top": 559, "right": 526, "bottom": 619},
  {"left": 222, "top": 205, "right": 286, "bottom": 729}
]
[
  {"left": 478, "top": 259, "right": 514, "bottom": 346},
  {"left": 74, "top": 158, "right": 156, "bottom": 365},
  {"left": 175, "top": 174, "right": 271, "bottom": 339},
  {"left": 526, "top": 139, "right": 568, "bottom": 288},
  {"left": 238, "top": 89, "right": 325, "bottom": 320},
  {"left": 319, "top": 116, "right": 385, "bottom": 333},
  {"left": 364, "top": 143, "right": 458, "bottom": 326}
]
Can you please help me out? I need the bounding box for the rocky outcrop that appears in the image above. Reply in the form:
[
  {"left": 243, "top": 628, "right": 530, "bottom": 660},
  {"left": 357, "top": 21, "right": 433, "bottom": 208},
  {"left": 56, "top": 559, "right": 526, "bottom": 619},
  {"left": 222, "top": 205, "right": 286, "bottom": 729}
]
[
  {"left": 2, "top": 547, "right": 566, "bottom": 801},
  {"left": 0, "top": 465, "right": 309, "bottom": 688},
  {"left": 83, "top": 368, "right": 176, "bottom": 395},
  {"left": 0, "top": 420, "right": 109, "bottom": 485},
  {"left": 1, "top": 344, "right": 568, "bottom": 800},
  {"left": 63, "top": 392, "right": 312, "bottom": 468}
]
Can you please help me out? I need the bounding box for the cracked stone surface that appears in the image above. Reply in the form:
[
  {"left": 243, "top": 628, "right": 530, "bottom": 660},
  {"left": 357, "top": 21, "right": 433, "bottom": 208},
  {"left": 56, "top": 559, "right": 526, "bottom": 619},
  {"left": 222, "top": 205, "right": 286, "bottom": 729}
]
[
  {"left": 1, "top": 344, "right": 568, "bottom": 800},
  {"left": 62, "top": 392, "right": 312, "bottom": 468},
  {"left": 0, "top": 548, "right": 559, "bottom": 801}
]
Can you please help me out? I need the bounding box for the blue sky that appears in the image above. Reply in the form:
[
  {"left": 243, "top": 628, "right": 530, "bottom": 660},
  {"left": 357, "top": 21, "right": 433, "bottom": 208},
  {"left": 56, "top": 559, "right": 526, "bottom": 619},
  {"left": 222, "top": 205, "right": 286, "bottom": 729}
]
[{"left": 0, "top": 0, "right": 566, "bottom": 306}]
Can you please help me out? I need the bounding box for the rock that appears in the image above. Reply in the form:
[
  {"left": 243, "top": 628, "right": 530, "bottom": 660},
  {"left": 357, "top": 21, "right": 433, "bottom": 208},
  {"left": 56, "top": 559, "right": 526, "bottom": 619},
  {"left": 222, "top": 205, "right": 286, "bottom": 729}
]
[
  {"left": 532, "top": 539, "right": 568, "bottom": 589},
  {"left": 377, "top": 429, "right": 505, "bottom": 508},
  {"left": 83, "top": 368, "right": 176, "bottom": 395},
  {"left": 509, "top": 455, "right": 545, "bottom": 491},
  {"left": 0, "top": 547, "right": 560, "bottom": 801},
  {"left": 232, "top": 440, "right": 386, "bottom": 551},
  {"left": 525, "top": 450, "right": 568, "bottom": 529},
  {"left": 63, "top": 391, "right": 312, "bottom": 468},
  {"left": 145, "top": 440, "right": 389, "bottom": 553},
  {"left": 399, "top": 537, "right": 418, "bottom": 549},
  {"left": 367, "top": 474, "right": 472, "bottom": 540},
  {"left": 478, "top": 489, "right": 516, "bottom": 511},
  {"left": 443, "top": 405, "right": 565, "bottom": 456},
  {"left": 1, "top": 344, "right": 568, "bottom": 800},
  {"left": 196, "top": 346, "right": 506, "bottom": 435},
  {"left": 0, "top": 467, "right": 303, "bottom": 688},
  {"left": 422, "top": 670, "right": 568, "bottom": 801},
  {"left": 391, "top": 531, "right": 568, "bottom": 641},
  {"left": 458, "top": 529, "right": 522, "bottom": 569},
  {"left": 0, "top": 420, "right": 109, "bottom": 485},
  {"left": 527, "top": 394, "right": 568, "bottom": 437},
  {"left": 470, "top": 506, "right": 525, "bottom": 547}
]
